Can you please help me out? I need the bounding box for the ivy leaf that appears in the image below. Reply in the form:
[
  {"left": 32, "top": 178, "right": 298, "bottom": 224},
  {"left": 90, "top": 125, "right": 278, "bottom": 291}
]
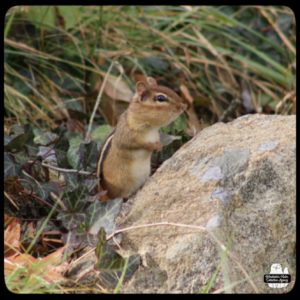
[
  {"left": 4, "top": 135, "right": 12, "bottom": 146},
  {"left": 33, "top": 128, "right": 58, "bottom": 146},
  {"left": 67, "top": 134, "right": 83, "bottom": 169},
  {"left": 91, "top": 125, "right": 112, "bottom": 141},
  {"left": 54, "top": 134, "right": 70, "bottom": 168},
  {"left": 57, "top": 212, "right": 86, "bottom": 230},
  {"left": 95, "top": 228, "right": 125, "bottom": 270},
  {"left": 62, "top": 230, "right": 84, "bottom": 249},
  {"left": 84, "top": 178, "right": 98, "bottom": 193},
  {"left": 63, "top": 173, "right": 80, "bottom": 190},
  {"left": 13, "top": 150, "right": 29, "bottom": 165},
  {"left": 4, "top": 153, "right": 20, "bottom": 178},
  {"left": 62, "top": 185, "right": 88, "bottom": 212},
  {"left": 39, "top": 182, "right": 62, "bottom": 199},
  {"left": 19, "top": 174, "right": 48, "bottom": 200},
  {"left": 98, "top": 254, "right": 140, "bottom": 289},
  {"left": 37, "top": 146, "right": 57, "bottom": 163},
  {"left": 9, "top": 124, "right": 26, "bottom": 138},
  {"left": 77, "top": 140, "right": 99, "bottom": 171},
  {"left": 63, "top": 174, "right": 96, "bottom": 193},
  {"left": 95, "top": 228, "right": 141, "bottom": 288},
  {"left": 56, "top": 185, "right": 88, "bottom": 230},
  {"left": 5, "top": 124, "right": 34, "bottom": 153},
  {"left": 171, "top": 114, "right": 188, "bottom": 133},
  {"left": 86, "top": 198, "right": 123, "bottom": 236}
]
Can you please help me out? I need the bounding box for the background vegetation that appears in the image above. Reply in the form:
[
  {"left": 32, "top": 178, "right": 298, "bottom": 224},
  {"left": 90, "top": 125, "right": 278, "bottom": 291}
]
[{"left": 4, "top": 5, "right": 296, "bottom": 294}]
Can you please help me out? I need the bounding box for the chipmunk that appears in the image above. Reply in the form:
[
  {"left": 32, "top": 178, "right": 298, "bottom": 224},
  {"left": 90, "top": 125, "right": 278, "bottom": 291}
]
[{"left": 96, "top": 77, "right": 187, "bottom": 200}]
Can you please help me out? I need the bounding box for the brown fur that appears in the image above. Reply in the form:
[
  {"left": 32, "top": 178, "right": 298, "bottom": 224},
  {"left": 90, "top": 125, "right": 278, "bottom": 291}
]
[{"left": 97, "top": 78, "right": 187, "bottom": 200}]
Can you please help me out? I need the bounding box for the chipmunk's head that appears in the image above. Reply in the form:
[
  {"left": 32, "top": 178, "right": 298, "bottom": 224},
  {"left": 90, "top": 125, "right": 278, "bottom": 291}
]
[{"left": 131, "top": 77, "right": 188, "bottom": 127}]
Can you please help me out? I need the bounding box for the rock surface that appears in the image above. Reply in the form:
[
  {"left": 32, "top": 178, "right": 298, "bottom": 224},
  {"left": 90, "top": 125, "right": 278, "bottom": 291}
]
[{"left": 117, "top": 114, "right": 296, "bottom": 293}]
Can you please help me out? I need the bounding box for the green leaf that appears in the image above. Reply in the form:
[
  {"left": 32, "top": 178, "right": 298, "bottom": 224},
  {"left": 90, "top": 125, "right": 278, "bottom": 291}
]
[
  {"left": 86, "top": 198, "right": 123, "bottom": 236},
  {"left": 98, "top": 254, "right": 140, "bottom": 289},
  {"left": 4, "top": 153, "right": 20, "bottom": 177},
  {"left": 91, "top": 125, "right": 112, "bottom": 141},
  {"left": 55, "top": 137, "right": 71, "bottom": 168},
  {"left": 57, "top": 6, "right": 82, "bottom": 30},
  {"left": 57, "top": 212, "right": 86, "bottom": 230},
  {"left": 67, "top": 134, "right": 84, "bottom": 169},
  {"left": 19, "top": 171, "right": 49, "bottom": 200},
  {"left": 4, "top": 124, "right": 34, "bottom": 153},
  {"left": 84, "top": 178, "right": 98, "bottom": 193},
  {"left": 39, "top": 181, "right": 62, "bottom": 199},
  {"left": 95, "top": 228, "right": 125, "bottom": 271},
  {"left": 33, "top": 128, "right": 58, "bottom": 146},
  {"left": 95, "top": 227, "right": 107, "bottom": 257},
  {"left": 94, "top": 229, "right": 141, "bottom": 289},
  {"left": 9, "top": 124, "right": 25, "bottom": 138},
  {"left": 63, "top": 173, "right": 80, "bottom": 190},
  {"left": 27, "top": 6, "right": 55, "bottom": 28},
  {"left": 77, "top": 140, "right": 99, "bottom": 170},
  {"left": 62, "top": 185, "right": 88, "bottom": 212},
  {"left": 37, "top": 146, "right": 56, "bottom": 163},
  {"left": 4, "top": 136, "right": 12, "bottom": 146}
]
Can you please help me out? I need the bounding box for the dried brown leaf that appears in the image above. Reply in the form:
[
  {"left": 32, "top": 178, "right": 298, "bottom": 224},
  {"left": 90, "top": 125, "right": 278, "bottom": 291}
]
[
  {"left": 179, "top": 84, "right": 202, "bottom": 136},
  {"left": 4, "top": 254, "right": 35, "bottom": 276},
  {"left": 100, "top": 95, "right": 129, "bottom": 126},
  {"left": 5, "top": 247, "right": 67, "bottom": 284},
  {"left": 40, "top": 246, "right": 65, "bottom": 265},
  {"left": 103, "top": 74, "right": 133, "bottom": 102},
  {"left": 4, "top": 217, "right": 21, "bottom": 257},
  {"left": 27, "top": 222, "right": 35, "bottom": 240}
]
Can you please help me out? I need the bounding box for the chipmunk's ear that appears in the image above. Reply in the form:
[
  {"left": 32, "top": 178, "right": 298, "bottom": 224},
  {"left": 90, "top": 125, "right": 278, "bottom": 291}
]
[
  {"left": 136, "top": 81, "right": 147, "bottom": 96},
  {"left": 146, "top": 77, "right": 157, "bottom": 86}
]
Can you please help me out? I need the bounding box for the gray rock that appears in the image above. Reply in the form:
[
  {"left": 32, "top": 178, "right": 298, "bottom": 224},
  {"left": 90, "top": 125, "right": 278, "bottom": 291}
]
[{"left": 117, "top": 114, "right": 296, "bottom": 293}]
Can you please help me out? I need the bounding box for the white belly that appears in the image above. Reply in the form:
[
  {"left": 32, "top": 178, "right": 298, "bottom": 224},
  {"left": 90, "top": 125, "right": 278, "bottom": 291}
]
[
  {"left": 126, "top": 128, "right": 159, "bottom": 196},
  {"left": 130, "top": 150, "right": 151, "bottom": 193},
  {"left": 143, "top": 128, "right": 160, "bottom": 143}
]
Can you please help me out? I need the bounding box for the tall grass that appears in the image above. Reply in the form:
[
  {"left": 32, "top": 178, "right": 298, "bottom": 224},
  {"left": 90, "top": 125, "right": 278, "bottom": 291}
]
[{"left": 4, "top": 6, "right": 296, "bottom": 127}]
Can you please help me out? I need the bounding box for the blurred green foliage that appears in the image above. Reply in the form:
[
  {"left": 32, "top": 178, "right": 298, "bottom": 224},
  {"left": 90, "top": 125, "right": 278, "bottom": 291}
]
[{"left": 4, "top": 5, "right": 296, "bottom": 129}]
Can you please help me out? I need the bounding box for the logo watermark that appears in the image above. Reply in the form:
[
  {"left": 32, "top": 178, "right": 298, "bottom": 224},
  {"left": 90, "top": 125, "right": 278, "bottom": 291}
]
[{"left": 264, "top": 263, "right": 291, "bottom": 288}]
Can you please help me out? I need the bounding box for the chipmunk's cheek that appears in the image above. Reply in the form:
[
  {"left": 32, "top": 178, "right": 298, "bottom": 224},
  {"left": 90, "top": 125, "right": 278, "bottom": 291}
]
[
  {"left": 175, "top": 103, "right": 187, "bottom": 113},
  {"left": 173, "top": 106, "right": 184, "bottom": 115}
]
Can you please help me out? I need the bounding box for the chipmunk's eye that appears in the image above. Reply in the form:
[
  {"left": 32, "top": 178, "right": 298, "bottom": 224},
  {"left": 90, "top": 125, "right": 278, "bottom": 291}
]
[{"left": 155, "top": 94, "right": 167, "bottom": 102}]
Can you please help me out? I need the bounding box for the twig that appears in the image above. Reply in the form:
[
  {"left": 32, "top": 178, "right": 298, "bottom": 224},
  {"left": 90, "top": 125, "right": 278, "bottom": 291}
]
[
  {"left": 85, "top": 60, "right": 116, "bottom": 142},
  {"left": 258, "top": 7, "right": 295, "bottom": 55},
  {"left": 41, "top": 162, "right": 94, "bottom": 176},
  {"left": 106, "top": 221, "right": 207, "bottom": 241},
  {"left": 50, "top": 192, "right": 67, "bottom": 211},
  {"left": 25, "top": 191, "right": 54, "bottom": 209},
  {"left": 25, "top": 195, "right": 60, "bottom": 254},
  {"left": 4, "top": 191, "right": 19, "bottom": 210}
]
